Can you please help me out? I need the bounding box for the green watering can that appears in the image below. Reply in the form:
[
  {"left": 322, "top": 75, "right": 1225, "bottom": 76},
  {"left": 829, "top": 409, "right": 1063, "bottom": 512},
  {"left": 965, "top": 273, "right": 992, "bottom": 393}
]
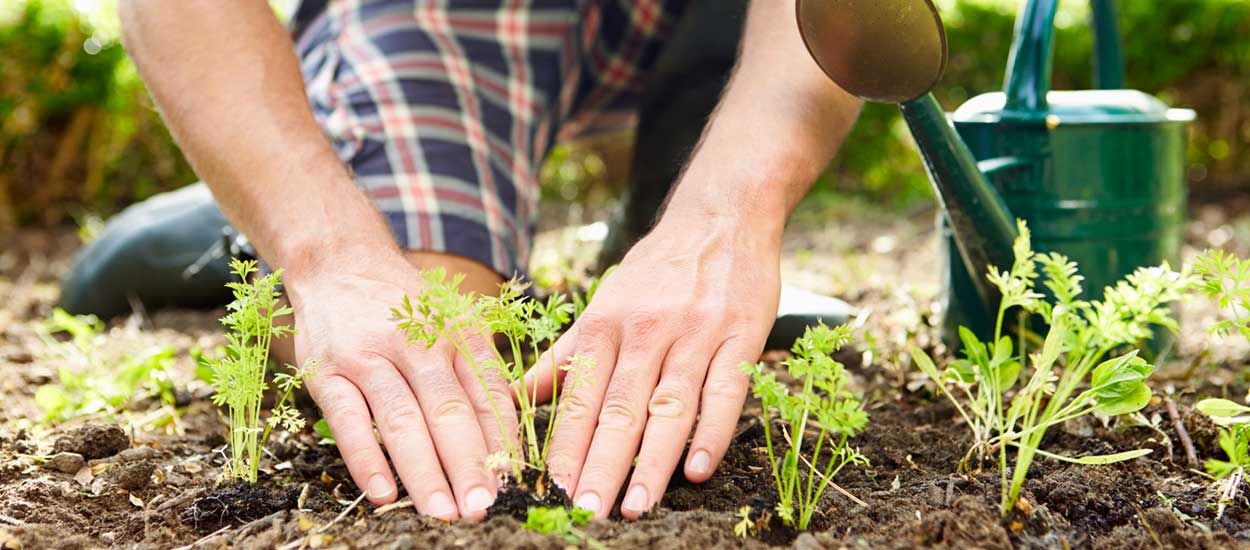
[{"left": 796, "top": 0, "right": 1195, "bottom": 348}]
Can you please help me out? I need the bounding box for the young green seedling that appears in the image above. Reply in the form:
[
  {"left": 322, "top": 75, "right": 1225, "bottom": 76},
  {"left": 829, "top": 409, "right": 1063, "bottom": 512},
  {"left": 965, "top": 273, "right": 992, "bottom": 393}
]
[
  {"left": 1192, "top": 249, "right": 1250, "bottom": 516},
  {"left": 393, "top": 268, "right": 596, "bottom": 487},
  {"left": 1194, "top": 249, "right": 1250, "bottom": 343},
  {"left": 911, "top": 220, "right": 1192, "bottom": 517},
  {"left": 1193, "top": 398, "right": 1250, "bottom": 518},
  {"left": 34, "top": 308, "right": 178, "bottom": 424},
  {"left": 740, "top": 322, "right": 869, "bottom": 531},
  {"left": 523, "top": 506, "right": 604, "bottom": 549},
  {"left": 204, "top": 259, "right": 316, "bottom": 483}
]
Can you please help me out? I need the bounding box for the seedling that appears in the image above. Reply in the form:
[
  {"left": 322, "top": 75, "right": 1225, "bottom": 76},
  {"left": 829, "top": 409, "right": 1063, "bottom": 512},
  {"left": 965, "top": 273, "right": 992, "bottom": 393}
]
[
  {"left": 34, "top": 308, "right": 177, "bottom": 424},
  {"left": 1192, "top": 399, "right": 1250, "bottom": 518},
  {"left": 1194, "top": 249, "right": 1250, "bottom": 343},
  {"left": 740, "top": 322, "right": 869, "bottom": 531},
  {"left": 203, "top": 259, "right": 315, "bottom": 483},
  {"left": 912, "top": 220, "right": 1191, "bottom": 517},
  {"left": 523, "top": 506, "right": 603, "bottom": 549},
  {"left": 393, "top": 268, "right": 596, "bottom": 486},
  {"left": 1192, "top": 249, "right": 1250, "bottom": 516},
  {"left": 313, "top": 418, "right": 336, "bottom": 446}
]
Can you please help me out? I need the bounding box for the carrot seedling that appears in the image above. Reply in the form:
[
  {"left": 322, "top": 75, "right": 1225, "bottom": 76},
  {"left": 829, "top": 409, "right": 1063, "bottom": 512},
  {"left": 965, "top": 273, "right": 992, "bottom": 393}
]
[
  {"left": 523, "top": 506, "right": 603, "bottom": 549},
  {"left": 204, "top": 259, "right": 315, "bottom": 483},
  {"left": 740, "top": 322, "right": 869, "bottom": 531},
  {"left": 912, "top": 220, "right": 1192, "bottom": 517},
  {"left": 394, "top": 268, "right": 595, "bottom": 487}
]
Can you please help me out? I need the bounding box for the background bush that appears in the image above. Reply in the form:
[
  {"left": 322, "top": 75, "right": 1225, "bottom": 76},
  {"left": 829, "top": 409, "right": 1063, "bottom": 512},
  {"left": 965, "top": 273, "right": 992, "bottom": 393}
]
[{"left": 0, "top": 0, "right": 1246, "bottom": 231}]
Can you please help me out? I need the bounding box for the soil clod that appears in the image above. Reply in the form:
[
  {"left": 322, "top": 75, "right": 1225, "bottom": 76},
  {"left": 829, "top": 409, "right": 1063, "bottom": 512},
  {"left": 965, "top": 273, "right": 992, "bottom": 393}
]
[
  {"left": 51, "top": 424, "right": 129, "bottom": 460},
  {"left": 41, "top": 453, "right": 84, "bottom": 474},
  {"left": 110, "top": 460, "right": 154, "bottom": 492}
]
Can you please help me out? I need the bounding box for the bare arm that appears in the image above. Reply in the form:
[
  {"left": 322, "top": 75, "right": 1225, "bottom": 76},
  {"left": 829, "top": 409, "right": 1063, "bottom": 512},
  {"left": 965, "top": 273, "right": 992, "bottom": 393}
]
[
  {"left": 119, "top": 0, "right": 514, "bottom": 521},
  {"left": 538, "top": 0, "right": 862, "bottom": 519},
  {"left": 118, "top": 0, "right": 400, "bottom": 274}
]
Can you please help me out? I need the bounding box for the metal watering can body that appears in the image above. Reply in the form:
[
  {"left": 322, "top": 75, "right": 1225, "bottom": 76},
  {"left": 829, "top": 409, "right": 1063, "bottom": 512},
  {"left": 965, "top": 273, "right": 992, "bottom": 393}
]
[{"left": 796, "top": 0, "right": 1194, "bottom": 349}]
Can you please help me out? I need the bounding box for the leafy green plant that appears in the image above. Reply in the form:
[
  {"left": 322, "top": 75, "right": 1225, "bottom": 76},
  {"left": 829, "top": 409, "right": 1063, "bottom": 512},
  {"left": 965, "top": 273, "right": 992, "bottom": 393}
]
[
  {"left": 393, "top": 268, "right": 596, "bottom": 487},
  {"left": 34, "top": 308, "right": 177, "bottom": 423},
  {"left": 1193, "top": 399, "right": 1250, "bottom": 518},
  {"left": 739, "top": 322, "right": 869, "bottom": 531},
  {"left": 203, "top": 259, "right": 315, "bottom": 483},
  {"left": 1194, "top": 249, "right": 1250, "bottom": 343},
  {"left": 911, "top": 220, "right": 1192, "bottom": 517},
  {"left": 1190, "top": 249, "right": 1250, "bottom": 517},
  {"left": 523, "top": 506, "right": 603, "bottom": 549},
  {"left": 313, "top": 418, "right": 336, "bottom": 446}
]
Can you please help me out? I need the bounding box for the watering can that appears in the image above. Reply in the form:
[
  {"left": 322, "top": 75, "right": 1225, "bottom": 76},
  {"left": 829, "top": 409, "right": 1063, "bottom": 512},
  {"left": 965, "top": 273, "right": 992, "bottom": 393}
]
[{"left": 796, "top": 0, "right": 1194, "bottom": 348}]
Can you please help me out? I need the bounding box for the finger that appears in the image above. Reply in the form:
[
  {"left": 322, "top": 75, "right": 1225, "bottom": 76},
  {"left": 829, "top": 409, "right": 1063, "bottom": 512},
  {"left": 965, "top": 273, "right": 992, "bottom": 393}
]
[
  {"left": 568, "top": 315, "right": 671, "bottom": 518},
  {"left": 543, "top": 315, "right": 621, "bottom": 498},
  {"left": 305, "top": 374, "right": 398, "bottom": 507},
  {"left": 396, "top": 348, "right": 499, "bottom": 521},
  {"left": 519, "top": 324, "right": 578, "bottom": 405},
  {"left": 453, "top": 332, "right": 521, "bottom": 461},
  {"left": 619, "top": 340, "right": 715, "bottom": 519},
  {"left": 350, "top": 359, "right": 459, "bottom": 521},
  {"left": 684, "top": 337, "right": 759, "bottom": 483}
]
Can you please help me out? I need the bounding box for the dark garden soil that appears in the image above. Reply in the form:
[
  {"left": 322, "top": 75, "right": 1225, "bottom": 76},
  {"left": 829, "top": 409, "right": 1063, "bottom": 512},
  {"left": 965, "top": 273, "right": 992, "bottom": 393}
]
[{"left": 4, "top": 197, "right": 1250, "bottom": 549}]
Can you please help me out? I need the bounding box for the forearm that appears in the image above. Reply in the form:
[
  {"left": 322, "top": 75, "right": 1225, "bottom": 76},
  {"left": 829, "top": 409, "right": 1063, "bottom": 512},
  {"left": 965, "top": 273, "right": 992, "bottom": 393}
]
[
  {"left": 119, "top": 0, "right": 402, "bottom": 279},
  {"left": 661, "top": 0, "right": 861, "bottom": 242}
]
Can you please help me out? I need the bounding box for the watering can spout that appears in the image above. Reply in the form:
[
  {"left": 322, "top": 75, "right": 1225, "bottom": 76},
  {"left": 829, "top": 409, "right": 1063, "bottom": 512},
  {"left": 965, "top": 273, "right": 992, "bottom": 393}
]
[
  {"left": 898, "top": 96, "right": 1019, "bottom": 294},
  {"left": 796, "top": 0, "right": 1019, "bottom": 312}
]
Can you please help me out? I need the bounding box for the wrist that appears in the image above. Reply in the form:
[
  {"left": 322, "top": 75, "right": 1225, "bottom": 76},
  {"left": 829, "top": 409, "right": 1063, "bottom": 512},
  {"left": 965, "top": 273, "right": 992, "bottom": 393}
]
[
  {"left": 658, "top": 153, "right": 820, "bottom": 248},
  {"left": 268, "top": 177, "right": 407, "bottom": 286}
]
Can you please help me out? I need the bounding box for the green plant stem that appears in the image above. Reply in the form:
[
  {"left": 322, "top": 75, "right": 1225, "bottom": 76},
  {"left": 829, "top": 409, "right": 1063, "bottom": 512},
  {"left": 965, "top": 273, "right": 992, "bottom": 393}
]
[
  {"left": 445, "top": 332, "right": 522, "bottom": 480},
  {"left": 540, "top": 347, "right": 562, "bottom": 469}
]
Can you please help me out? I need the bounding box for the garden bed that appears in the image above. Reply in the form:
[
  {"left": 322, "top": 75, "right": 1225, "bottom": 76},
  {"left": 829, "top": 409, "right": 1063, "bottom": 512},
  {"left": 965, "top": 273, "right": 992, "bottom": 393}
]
[{"left": 3, "top": 197, "right": 1250, "bottom": 549}]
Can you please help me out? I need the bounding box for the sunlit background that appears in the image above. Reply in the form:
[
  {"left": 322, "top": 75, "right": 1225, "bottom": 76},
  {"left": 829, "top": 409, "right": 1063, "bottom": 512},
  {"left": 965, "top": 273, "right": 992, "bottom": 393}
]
[{"left": 0, "top": 0, "right": 1247, "bottom": 235}]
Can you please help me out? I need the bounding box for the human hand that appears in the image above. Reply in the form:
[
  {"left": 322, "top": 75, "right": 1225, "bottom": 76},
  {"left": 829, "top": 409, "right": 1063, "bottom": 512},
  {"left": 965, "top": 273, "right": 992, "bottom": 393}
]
[
  {"left": 287, "top": 255, "right": 518, "bottom": 521},
  {"left": 527, "top": 216, "right": 781, "bottom": 519}
]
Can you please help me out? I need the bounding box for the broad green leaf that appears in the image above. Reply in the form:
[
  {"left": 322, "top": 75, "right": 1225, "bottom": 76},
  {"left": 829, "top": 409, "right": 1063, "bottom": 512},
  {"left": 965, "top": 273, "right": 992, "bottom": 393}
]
[
  {"left": 958, "top": 326, "right": 988, "bottom": 367},
  {"left": 1090, "top": 352, "right": 1153, "bottom": 402},
  {"left": 909, "top": 348, "right": 941, "bottom": 381},
  {"left": 1196, "top": 398, "right": 1250, "bottom": 420},
  {"left": 997, "top": 358, "right": 1022, "bottom": 389},
  {"left": 1095, "top": 382, "right": 1152, "bottom": 416}
]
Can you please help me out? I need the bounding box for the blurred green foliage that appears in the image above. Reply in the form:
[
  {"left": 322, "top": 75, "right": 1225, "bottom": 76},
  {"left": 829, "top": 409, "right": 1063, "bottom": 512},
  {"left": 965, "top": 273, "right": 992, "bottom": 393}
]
[
  {"left": 0, "top": 0, "right": 1246, "bottom": 229},
  {"left": 0, "top": 0, "right": 193, "bottom": 230}
]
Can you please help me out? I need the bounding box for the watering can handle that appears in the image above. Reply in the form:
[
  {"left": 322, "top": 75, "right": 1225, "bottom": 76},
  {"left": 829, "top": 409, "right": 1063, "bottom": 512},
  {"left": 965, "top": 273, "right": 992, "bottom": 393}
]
[{"left": 1003, "top": 0, "right": 1125, "bottom": 112}]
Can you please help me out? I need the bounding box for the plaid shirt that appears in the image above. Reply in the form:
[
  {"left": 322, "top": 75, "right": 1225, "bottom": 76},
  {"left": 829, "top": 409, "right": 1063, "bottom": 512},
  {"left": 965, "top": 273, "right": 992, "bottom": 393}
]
[{"left": 293, "top": 0, "right": 688, "bottom": 278}]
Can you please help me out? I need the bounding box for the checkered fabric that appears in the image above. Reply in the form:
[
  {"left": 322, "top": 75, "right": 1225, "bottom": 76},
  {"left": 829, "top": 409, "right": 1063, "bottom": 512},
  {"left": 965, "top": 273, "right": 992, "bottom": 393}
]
[{"left": 293, "top": 0, "right": 688, "bottom": 279}]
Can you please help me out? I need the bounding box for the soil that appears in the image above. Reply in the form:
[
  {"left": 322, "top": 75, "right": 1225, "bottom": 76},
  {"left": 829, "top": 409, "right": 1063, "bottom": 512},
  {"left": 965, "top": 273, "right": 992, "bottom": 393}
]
[{"left": 3, "top": 199, "right": 1250, "bottom": 548}]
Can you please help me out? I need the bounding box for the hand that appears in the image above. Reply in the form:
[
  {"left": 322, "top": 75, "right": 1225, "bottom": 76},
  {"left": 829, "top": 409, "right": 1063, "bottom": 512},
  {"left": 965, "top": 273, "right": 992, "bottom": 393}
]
[
  {"left": 528, "top": 215, "right": 781, "bottom": 519},
  {"left": 287, "top": 255, "right": 518, "bottom": 521}
]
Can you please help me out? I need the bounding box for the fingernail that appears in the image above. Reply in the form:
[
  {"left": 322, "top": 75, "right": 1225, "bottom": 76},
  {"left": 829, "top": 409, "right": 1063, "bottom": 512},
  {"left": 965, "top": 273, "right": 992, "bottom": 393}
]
[
  {"left": 622, "top": 485, "right": 649, "bottom": 514},
  {"left": 367, "top": 474, "right": 396, "bottom": 500},
  {"left": 689, "top": 450, "right": 711, "bottom": 476},
  {"left": 427, "top": 491, "right": 456, "bottom": 519},
  {"left": 465, "top": 486, "right": 495, "bottom": 513},
  {"left": 574, "top": 492, "right": 601, "bottom": 515}
]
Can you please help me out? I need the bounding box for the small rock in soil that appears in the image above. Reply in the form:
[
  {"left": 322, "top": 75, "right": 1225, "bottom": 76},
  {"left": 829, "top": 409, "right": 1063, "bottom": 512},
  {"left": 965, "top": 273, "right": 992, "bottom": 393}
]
[
  {"left": 43, "top": 452, "right": 85, "bottom": 474},
  {"left": 52, "top": 424, "right": 130, "bottom": 460},
  {"left": 114, "top": 446, "right": 159, "bottom": 463},
  {"left": 111, "top": 460, "right": 155, "bottom": 492}
]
